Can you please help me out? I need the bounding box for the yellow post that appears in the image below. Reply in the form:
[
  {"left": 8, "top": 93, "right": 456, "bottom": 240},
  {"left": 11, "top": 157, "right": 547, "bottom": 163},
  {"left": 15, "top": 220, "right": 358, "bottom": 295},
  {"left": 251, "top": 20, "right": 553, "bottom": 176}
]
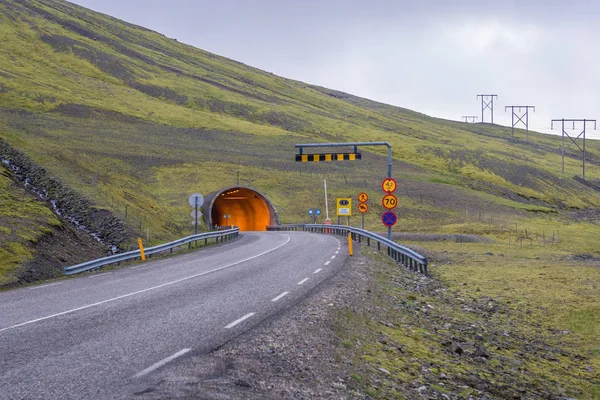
[
  {"left": 138, "top": 237, "right": 146, "bottom": 261},
  {"left": 347, "top": 232, "right": 353, "bottom": 256}
]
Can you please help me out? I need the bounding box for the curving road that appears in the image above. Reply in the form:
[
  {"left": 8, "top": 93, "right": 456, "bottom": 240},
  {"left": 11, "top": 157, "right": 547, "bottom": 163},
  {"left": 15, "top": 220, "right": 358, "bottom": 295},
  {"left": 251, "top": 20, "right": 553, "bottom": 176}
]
[{"left": 0, "top": 231, "right": 347, "bottom": 400}]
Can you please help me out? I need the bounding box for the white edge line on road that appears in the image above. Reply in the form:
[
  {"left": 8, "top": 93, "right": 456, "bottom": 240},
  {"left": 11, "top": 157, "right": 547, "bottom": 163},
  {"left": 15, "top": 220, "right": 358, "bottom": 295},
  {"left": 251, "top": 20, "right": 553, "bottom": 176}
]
[
  {"left": 271, "top": 292, "right": 289, "bottom": 302},
  {"left": 0, "top": 236, "right": 292, "bottom": 334},
  {"left": 298, "top": 278, "right": 309, "bottom": 285},
  {"left": 324, "top": 261, "right": 331, "bottom": 266},
  {"left": 225, "top": 312, "right": 255, "bottom": 329},
  {"left": 314, "top": 269, "right": 322, "bottom": 274},
  {"left": 134, "top": 348, "right": 191, "bottom": 378},
  {"left": 28, "top": 282, "right": 63, "bottom": 290},
  {"left": 88, "top": 272, "right": 111, "bottom": 278}
]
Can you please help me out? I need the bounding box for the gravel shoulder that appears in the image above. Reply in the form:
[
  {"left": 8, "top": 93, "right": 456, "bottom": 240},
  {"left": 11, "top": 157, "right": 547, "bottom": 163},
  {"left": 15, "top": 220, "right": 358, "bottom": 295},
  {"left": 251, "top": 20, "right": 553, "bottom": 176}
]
[{"left": 128, "top": 246, "right": 372, "bottom": 399}]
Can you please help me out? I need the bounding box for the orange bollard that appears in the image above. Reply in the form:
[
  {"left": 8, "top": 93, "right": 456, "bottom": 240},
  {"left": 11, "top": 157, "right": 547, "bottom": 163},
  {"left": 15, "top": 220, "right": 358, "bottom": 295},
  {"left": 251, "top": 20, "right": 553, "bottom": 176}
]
[
  {"left": 347, "top": 233, "right": 353, "bottom": 256},
  {"left": 137, "top": 237, "right": 146, "bottom": 261}
]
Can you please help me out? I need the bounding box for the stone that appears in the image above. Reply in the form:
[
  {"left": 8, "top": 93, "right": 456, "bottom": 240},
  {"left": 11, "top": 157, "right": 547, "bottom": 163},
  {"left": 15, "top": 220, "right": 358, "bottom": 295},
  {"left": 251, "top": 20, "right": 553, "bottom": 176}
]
[
  {"left": 378, "top": 368, "right": 391, "bottom": 376},
  {"left": 451, "top": 342, "right": 464, "bottom": 355},
  {"left": 235, "top": 379, "right": 252, "bottom": 388}
]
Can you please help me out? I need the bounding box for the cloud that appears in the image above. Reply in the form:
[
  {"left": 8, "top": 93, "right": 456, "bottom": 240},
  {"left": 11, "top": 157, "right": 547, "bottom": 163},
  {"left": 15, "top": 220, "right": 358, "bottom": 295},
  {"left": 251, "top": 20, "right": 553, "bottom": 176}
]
[{"left": 448, "top": 21, "right": 542, "bottom": 56}]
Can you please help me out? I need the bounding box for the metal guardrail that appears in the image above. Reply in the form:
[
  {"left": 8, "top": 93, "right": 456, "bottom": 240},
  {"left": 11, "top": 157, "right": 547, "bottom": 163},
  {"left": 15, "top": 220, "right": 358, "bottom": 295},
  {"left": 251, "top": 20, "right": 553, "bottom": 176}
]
[
  {"left": 267, "top": 224, "right": 428, "bottom": 275},
  {"left": 63, "top": 228, "right": 240, "bottom": 275}
]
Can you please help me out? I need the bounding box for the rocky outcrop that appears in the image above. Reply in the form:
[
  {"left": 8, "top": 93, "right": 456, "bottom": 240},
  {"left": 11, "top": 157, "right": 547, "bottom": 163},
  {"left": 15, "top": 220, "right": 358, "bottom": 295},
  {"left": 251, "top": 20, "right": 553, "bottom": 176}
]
[{"left": 0, "top": 138, "right": 129, "bottom": 251}]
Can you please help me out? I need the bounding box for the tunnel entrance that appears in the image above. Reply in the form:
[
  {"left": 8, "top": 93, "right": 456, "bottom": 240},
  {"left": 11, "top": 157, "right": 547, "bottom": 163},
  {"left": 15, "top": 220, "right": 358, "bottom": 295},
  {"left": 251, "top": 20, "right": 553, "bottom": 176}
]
[{"left": 204, "top": 187, "right": 279, "bottom": 231}]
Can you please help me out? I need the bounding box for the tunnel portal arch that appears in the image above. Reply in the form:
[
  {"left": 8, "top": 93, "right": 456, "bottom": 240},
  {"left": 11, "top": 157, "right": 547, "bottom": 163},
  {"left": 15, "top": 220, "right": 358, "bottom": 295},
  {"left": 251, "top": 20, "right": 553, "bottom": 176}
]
[{"left": 203, "top": 186, "right": 279, "bottom": 231}]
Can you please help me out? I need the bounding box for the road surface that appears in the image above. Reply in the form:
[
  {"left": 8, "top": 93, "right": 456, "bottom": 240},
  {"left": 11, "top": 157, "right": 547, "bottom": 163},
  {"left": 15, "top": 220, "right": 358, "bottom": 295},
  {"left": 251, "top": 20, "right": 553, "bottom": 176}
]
[{"left": 0, "top": 231, "right": 347, "bottom": 399}]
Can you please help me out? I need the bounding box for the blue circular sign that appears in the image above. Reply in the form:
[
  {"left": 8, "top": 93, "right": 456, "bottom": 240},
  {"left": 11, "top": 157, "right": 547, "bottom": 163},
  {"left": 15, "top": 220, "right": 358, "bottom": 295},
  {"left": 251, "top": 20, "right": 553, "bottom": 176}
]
[
  {"left": 316, "top": 209, "right": 321, "bottom": 215},
  {"left": 382, "top": 211, "right": 397, "bottom": 227}
]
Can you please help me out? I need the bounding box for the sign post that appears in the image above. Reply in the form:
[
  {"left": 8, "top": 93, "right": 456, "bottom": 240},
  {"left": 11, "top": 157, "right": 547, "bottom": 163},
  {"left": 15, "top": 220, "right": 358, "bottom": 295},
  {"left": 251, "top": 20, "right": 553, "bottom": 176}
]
[
  {"left": 189, "top": 193, "right": 204, "bottom": 234},
  {"left": 357, "top": 192, "right": 368, "bottom": 229}
]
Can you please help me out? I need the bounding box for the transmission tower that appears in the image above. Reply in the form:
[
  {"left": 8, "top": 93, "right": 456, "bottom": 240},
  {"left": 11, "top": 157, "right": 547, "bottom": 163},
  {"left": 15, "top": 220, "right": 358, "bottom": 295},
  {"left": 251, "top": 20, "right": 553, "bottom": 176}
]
[
  {"left": 477, "top": 94, "right": 498, "bottom": 124},
  {"left": 505, "top": 105, "right": 535, "bottom": 141},
  {"left": 462, "top": 116, "right": 478, "bottom": 123},
  {"left": 551, "top": 118, "right": 597, "bottom": 180}
]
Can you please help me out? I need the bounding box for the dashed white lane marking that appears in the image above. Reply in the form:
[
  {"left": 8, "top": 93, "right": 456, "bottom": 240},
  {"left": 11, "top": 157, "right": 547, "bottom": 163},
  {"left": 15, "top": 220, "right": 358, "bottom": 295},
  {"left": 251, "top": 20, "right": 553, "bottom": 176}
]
[
  {"left": 28, "top": 282, "right": 63, "bottom": 290},
  {"left": 88, "top": 272, "right": 111, "bottom": 278},
  {"left": 0, "top": 236, "right": 292, "bottom": 334},
  {"left": 225, "top": 312, "right": 255, "bottom": 329},
  {"left": 314, "top": 269, "right": 322, "bottom": 274},
  {"left": 331, "top": 255, "right": 336, "bottom": 260},
  {"left": 134, "top": 348, "right": 191, "bottom": 378},
  {"left": 335, "top": 250, "right": 339, "bottom": 254},
  {"left": 298, "top": 278, "right": 309, "bottom": 285},
  {"left": 324, "top": 261, "right": 331, "bottom": 266},
  {"left": 271, "top": 292, "right": 289, "bottom": 302}
]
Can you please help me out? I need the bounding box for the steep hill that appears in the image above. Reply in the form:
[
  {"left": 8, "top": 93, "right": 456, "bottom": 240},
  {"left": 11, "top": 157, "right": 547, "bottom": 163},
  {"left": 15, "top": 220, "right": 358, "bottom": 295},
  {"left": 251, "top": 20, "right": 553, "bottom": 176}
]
[{"left": 1, "top": 0, "right": 600, "bottom": 280}]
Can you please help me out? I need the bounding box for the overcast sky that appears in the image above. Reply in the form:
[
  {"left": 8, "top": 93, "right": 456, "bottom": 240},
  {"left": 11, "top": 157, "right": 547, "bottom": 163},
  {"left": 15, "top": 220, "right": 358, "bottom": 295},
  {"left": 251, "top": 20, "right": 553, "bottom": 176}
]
[{"left": 70, "top": 0, "right": 600, "bottom": 139}]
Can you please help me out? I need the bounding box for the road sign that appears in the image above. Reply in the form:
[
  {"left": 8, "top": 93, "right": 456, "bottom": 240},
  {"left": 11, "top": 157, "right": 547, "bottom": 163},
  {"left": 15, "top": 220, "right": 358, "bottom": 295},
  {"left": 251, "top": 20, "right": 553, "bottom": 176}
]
[
  {"left": 358, "top": 192, "right": 369, "bottom": 203},
  {"left": 308, "top": 208, "right": 314, "bottom": 215},
  {"left": 190, "top": 210, "right": 203, "bottom": 219},
  {"left": 358, "top": 203, "right": 369, "bottom": 213},
  {"left": 296, "top": 153, "right": 362, "bottom": 162},
  {"left": 382, "top": 178, "right": 397, "bottom": 193},
  {"left": 382, "top": 194, "right": 398, "bottom": 209},
  {"left": 188, "top": 193, "right": 204, "bottom": 208},
  {"left": 336, "top": 198, "right": 352, "bottom": 216},
  {"left": 382, "top": 211, "right": 398, "bottom": 227},
  {"left": 316, "top": 209, "right": 321, "bottom": 216}
]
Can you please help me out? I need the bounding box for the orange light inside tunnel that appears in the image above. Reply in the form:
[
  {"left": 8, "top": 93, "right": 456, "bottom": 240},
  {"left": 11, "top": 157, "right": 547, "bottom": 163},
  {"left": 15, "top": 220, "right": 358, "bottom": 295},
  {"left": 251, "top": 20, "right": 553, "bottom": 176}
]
[{"left": 211, "top": 188, "right": 272, "bottom": 231}]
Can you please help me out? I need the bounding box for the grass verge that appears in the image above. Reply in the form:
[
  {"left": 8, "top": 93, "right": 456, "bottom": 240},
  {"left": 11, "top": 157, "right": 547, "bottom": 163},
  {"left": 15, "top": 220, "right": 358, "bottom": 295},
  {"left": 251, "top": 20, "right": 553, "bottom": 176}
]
[{"left": 337, "top": 244, "right": 600, "bottom": 399}]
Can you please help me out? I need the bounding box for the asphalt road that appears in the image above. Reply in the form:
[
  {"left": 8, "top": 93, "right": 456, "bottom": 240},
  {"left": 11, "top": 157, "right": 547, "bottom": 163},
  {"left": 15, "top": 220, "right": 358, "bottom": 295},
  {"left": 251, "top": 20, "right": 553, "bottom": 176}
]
[{"left": 0, "top": 231, "right": 347, "bottom": 400}]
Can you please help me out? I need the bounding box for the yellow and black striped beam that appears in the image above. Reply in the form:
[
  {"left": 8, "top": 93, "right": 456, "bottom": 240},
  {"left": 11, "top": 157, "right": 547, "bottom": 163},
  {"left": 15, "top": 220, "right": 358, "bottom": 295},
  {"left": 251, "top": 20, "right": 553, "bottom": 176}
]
[{"left": 295, "top": 153, "right": 362, "bottom": 162}]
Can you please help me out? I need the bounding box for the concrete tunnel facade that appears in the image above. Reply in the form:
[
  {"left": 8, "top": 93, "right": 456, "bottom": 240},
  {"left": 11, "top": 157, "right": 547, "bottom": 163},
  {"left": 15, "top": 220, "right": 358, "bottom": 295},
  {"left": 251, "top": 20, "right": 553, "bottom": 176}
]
[{"left": 203, "top": 186, "right": 279, "bottom": 231}]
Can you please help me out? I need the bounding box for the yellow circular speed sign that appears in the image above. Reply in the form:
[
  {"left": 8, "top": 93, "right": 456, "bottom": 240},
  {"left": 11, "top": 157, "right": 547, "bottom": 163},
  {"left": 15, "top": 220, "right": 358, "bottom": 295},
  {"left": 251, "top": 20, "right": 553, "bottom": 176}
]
[
  {"left": 358, "top": 203, "right": 369, "bottom": 213},
  {"left": 382, "top": 178, "right": 397, "bottom": 193},
  {"left": 382, "top": 194, "right": 398, "bottom": 209}
]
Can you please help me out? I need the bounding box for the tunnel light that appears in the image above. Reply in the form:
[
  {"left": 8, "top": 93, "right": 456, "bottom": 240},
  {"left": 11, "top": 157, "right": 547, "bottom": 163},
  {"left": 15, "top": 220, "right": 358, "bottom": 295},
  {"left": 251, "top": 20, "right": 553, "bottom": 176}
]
[{"left": 221, "top": 189, "right": 241, "bottom": 196}]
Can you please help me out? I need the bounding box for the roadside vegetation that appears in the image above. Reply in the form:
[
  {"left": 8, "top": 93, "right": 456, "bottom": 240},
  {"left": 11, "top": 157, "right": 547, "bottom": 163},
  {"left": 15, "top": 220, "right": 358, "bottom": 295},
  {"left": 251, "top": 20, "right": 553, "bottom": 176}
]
[
  {"left": 338, "top": 244, "right": 600, "bottom": 399},
  {"left": 0, "top": 169, "right": 60, "bottom": 285}
]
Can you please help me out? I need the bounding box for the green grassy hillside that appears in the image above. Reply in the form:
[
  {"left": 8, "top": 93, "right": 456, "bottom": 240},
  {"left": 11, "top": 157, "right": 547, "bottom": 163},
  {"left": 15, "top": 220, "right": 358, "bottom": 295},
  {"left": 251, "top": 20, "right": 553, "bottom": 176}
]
[{"left": 0, "top": 0, "right": 599, "bottom": 257}]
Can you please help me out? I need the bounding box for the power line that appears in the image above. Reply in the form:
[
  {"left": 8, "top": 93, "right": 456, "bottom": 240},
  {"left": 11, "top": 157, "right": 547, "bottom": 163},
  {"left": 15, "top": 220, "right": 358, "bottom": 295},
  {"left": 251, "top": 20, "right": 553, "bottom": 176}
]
[
  {"left": 505, "top": 105, "right": 535, "bottom": 141},
  {"left": 462, "top": 116, "right": 478, "bottom": 123},
  {"left": 477, "top": 94, "right": 498, "bottom": 124},
  {"left": 551, "top": 118, "right": 597, "bottom": 180}
]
